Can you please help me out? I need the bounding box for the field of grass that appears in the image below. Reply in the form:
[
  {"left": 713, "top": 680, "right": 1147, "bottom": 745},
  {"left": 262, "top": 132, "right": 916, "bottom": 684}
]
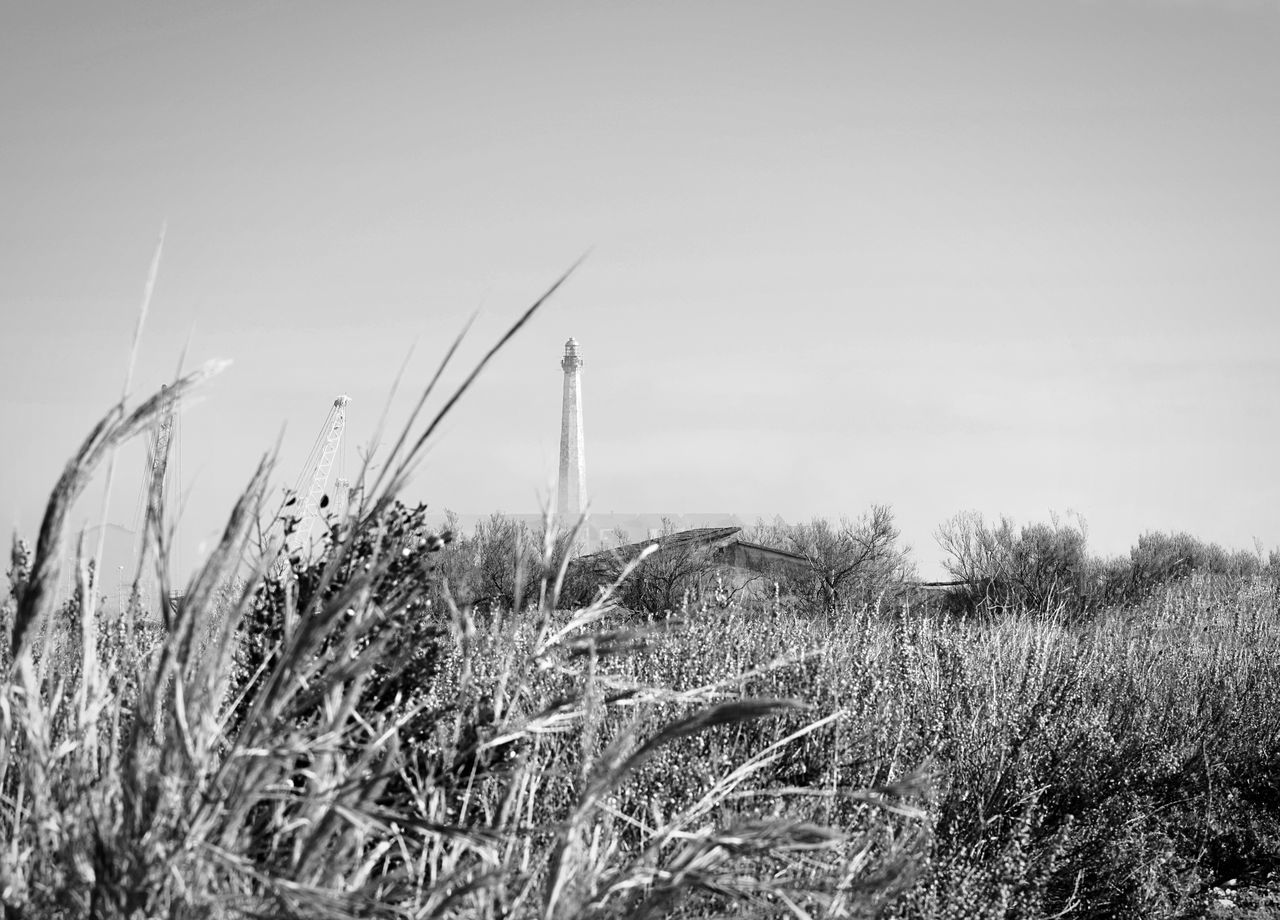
[
  {"left": 399, "top": 572, "right": 1280, "bottom": 919},
  {"left": 3, "top": 304, "right": 1279, "bottom": 918}
]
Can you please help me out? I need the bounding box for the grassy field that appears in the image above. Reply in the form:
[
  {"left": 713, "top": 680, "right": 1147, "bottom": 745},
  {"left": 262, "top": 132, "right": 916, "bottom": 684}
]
[
  {"left": 400, "top": 572, "right": 1280, "bottom": 919},
  {"left": 6, "top": 477, "right": 1279, "bottom": 918},
  {"left": 3, "top": 308, "right": 1279, "bottom": 917}
]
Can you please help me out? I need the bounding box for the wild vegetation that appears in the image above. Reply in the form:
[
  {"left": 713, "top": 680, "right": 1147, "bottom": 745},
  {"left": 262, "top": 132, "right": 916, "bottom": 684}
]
[{"left": 3, "top": 283, "right": 1279, "bottom": 918}]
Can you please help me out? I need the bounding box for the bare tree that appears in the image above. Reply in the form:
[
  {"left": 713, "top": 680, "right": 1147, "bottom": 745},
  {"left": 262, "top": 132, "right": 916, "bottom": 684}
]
[
  {"left": 748, "top": 507, "right": 913, "bottom": 611},
  {"left": 935, "top": 511, "right": 1090, "bottom": 613},
  {"left": 465, "top": 513, "right": 539, "bottom": 612},
  {"left": 602, "top": 519, "right": 704, "bottom": 612}
]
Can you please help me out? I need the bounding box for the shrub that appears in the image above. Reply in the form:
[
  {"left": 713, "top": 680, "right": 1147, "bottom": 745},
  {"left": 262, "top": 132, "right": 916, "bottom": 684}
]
[
  {"left": 743, "top": 505, "right": 916, "bottom": 612},
  {"left": 935, "top": 512, "right": 1092, "bottom": 615},
  {"left": 1128, "top": 530, "right": 1263, "bottom": 594}
]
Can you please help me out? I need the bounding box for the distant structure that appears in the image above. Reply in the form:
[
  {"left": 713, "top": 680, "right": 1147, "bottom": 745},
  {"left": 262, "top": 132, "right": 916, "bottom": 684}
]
[
  {"left": 429, "top": 512, "right": 746, "bottom": 554},
  {"left": 569, "top": 526, "right": 811, "bottom": 586},
  {"left": 557, "top": 337, "right": 587, "bottom": 518},
  {"left": 426, "top": 337, "right": 743, "bottom": 552},
  {"left": 561, "top": 526, "right": 814, "bottom": 607}
]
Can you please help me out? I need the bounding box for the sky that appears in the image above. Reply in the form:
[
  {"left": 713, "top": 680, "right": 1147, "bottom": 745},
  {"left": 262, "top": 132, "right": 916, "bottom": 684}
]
[{"left": 2, "top": 1, "right": 1278, "bottom": 583}]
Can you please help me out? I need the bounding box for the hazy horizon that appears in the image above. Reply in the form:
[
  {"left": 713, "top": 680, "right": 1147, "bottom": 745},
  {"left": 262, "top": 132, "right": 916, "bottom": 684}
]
[{"left": 3, "top": 2, "right": 1279, "bottom": 582}]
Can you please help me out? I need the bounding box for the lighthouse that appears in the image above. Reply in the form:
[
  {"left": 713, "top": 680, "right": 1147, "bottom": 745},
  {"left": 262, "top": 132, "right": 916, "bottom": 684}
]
[{"left": 557, "top": 337, "right": 587, "bottom": 518}]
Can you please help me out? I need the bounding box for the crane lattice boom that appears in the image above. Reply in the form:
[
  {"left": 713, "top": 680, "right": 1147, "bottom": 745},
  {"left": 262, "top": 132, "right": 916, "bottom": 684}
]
[{"left": 292, "top": 394, "right": 350, "bottom": 555}]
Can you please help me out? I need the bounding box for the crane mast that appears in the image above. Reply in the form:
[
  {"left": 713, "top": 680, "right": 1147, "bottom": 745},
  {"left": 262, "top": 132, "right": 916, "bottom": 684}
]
[
  {"left": 334, "top": 476, "right": 352, "bottom": 519},
  {"left": 291, "top": 394, "right": 350, "bottom": 556}
]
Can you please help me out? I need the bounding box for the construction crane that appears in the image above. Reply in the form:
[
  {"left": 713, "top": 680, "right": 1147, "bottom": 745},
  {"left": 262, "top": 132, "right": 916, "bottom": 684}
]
[
  {"left": 289, "top": 394, "right": 350, "bottom": 558},
  {"left": 334, "top": 475, "right": 353, "bottom": 520}
]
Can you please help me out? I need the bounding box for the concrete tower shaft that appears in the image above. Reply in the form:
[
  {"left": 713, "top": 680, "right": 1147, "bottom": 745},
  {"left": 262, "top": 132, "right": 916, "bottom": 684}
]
[{"left": 558, "top": 337, "right": 586, "bottom": 518}]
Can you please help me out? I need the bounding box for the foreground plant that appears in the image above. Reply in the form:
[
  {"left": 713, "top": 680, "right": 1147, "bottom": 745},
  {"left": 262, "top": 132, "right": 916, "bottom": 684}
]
[{"left": 0, "top": 266, "right": 922, "bottom": 918}]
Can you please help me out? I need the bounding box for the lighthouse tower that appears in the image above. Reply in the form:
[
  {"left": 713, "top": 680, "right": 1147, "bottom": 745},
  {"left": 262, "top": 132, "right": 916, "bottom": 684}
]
[{"left": 557, "top": 337, "right": 586, "bottom": 518}]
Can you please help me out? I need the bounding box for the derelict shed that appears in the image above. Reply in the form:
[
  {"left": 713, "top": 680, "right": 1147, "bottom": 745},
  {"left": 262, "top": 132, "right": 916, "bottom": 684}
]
[{"left": 565, "top": 526, "right": 812, "bottom": 603}]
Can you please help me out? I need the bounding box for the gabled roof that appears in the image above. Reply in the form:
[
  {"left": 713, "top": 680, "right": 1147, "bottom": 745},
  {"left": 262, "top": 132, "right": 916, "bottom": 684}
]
[
  {"left": 567, "top": 527, "right": 814, "bottom": 591},
  {"left": 717, "top": 539, "right": 810, "bottom": 568},
  {"left": 576, "top": 526, "right": 743, "bottom": 569}
]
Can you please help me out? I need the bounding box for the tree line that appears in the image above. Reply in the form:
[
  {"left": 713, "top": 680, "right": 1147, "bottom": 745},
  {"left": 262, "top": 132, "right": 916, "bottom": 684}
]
[{"left": 401, "top": 505, "right": 1278, "bottom": 618}]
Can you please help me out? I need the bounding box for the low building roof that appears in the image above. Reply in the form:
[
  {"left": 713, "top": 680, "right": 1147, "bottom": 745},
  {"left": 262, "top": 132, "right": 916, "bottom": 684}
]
[
  {"left": 576, "top": 526, "right": 743, "bottom": 567},
  {"left": 568, "top": 527, "right": 812, "bottom": 588}
]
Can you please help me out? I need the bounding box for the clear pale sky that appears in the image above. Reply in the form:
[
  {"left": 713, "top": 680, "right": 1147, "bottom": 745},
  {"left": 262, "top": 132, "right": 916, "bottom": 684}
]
[{"left": 2, "top": 1, "right": 1278, "bottom": 580}]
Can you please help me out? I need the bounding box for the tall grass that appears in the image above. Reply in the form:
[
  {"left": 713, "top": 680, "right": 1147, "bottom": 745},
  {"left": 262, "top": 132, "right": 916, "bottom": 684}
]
[
  {"left": 0, "top": 271, "right": 925, "bottom": 918},
  {"left": 598, "top": 583, "right": 1280, "bottom": 918},
  {"left": 7, "top": 434, "right": 1279, "bottom": 920},
  {"left": 4, "top": 271, "right": 1279, "bottom": 918}
]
